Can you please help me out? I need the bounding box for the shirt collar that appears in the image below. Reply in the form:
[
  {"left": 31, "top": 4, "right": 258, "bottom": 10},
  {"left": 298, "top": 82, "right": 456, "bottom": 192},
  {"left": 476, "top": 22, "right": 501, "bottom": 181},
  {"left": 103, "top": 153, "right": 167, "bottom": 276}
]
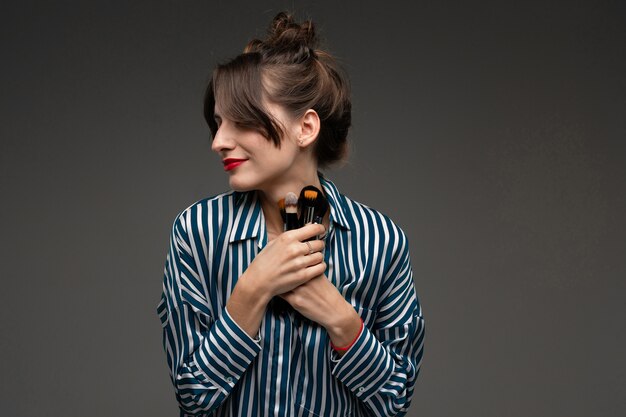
[
  {"left": 319, "top": 174, "right": 351, "bottom": 231},
  {"left": 228, "top": 173, "right": 351, "bottom": 245},
  {"left": 228, "top": 191, "right": 266, "bottom": 246}
]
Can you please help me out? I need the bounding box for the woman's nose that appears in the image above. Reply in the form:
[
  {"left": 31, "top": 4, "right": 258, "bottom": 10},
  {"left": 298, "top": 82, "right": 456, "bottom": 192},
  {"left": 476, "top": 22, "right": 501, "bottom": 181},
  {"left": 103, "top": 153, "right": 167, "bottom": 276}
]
[{"left": 211, "top": 125, "right": 234, "bottom": 154}]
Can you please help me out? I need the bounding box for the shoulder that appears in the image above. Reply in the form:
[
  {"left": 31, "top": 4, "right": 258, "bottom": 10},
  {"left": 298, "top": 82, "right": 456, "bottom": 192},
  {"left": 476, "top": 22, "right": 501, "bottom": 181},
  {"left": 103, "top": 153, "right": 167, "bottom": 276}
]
[
  {"left": 321, "top": 175, "right": 409, "bottom": 247},
  {"left": 341, "top": 194, "right": 409, "bottom": 246},
  {"left": 170, "top": 190, "right": 245, "bottom": 235}
]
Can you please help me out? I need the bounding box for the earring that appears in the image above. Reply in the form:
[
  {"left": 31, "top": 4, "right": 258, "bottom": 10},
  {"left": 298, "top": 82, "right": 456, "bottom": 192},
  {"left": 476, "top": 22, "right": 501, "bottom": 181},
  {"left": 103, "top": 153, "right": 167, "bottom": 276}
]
[{"left": 298, "top": 139, "right": 304, "bottom": 145}]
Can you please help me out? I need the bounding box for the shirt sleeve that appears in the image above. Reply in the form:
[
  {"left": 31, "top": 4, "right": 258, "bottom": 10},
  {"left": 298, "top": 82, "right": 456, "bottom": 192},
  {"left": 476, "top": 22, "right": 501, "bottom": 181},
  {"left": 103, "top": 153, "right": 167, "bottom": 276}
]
[
  {"left": 329, "top": 228, "right": 425, "bottom": 417},
  {"left": 157, "top": 211, "right": 262, "bottom": 416}
]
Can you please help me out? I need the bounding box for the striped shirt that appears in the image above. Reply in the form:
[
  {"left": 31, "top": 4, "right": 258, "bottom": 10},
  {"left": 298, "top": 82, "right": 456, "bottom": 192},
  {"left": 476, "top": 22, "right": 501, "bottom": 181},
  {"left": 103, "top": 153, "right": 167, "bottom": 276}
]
[{"left": 157, "top": 175, "right": 425, "bottom": 417}]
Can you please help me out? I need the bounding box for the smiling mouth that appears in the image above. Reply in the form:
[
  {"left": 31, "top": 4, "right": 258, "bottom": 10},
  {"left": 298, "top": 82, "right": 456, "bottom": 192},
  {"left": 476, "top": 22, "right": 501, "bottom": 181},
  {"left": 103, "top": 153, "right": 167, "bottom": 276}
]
[{"left": 223, "top": 159, "right": 247, "bottom": 171}]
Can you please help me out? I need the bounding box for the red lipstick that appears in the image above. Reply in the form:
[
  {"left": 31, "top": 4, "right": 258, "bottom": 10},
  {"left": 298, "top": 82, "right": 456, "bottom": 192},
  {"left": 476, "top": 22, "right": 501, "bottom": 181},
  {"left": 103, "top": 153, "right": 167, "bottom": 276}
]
[{"left": 222, "top": 158, "right": 247, "bottom": 171}]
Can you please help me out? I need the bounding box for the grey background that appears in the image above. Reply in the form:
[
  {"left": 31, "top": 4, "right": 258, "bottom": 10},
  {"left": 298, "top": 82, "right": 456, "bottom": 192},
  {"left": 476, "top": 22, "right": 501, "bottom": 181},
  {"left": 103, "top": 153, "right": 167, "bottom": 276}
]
[{"left": 1, "top": 1, "right": 624, "bottom": 416}]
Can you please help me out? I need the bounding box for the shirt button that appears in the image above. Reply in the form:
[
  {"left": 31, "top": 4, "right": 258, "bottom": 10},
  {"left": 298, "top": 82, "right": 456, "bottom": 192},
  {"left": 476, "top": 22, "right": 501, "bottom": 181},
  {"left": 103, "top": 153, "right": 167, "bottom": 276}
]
[
  {"left": 358, "top": 387, "right": 364, "bottom": 392},
  {"left": 226, "top": 377, "right": 233, "bottom": 383}
]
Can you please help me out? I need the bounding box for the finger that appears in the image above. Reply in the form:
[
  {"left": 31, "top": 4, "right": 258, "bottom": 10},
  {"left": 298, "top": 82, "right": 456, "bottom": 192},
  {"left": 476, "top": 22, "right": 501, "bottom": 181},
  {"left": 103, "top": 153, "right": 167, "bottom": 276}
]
[
  {"left": 281, "top": 261, "right": 326, "bottom": 292},
  {"left": 301, "top": 239, "right": 324, "bottom": 255},
  {"left": 278, "top": 291, "right": 293, "bottom": 299},
  {"left": 286, "top": 223, "right": 326, "bottom": 242},
  {"left": 279, "top": 291, "right": 300, "bottom": 309},
  {"left": 301, "top": 241, "right": 314, "bottom": 256},
  {"left": 302, "top": 251, "right": 324, "bottom": 267},
  {"left": 304, "top": 261, "right": 326, "bottom": 278}
]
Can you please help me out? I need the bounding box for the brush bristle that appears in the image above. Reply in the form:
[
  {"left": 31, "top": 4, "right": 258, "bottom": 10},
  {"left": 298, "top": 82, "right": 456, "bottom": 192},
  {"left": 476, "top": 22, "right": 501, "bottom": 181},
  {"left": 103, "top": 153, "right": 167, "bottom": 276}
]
[
  {"left": 278, "top": 198, "right": 286, "bottom": 222},
  {"left": 303, "top": 189, "right": 318, "bottom": 200},
  {"left": 316, "top": 194, "right": 329, "bottom": 213},
  {"left": 285, "top": 192, "right": 298, "bottom": 206},
  {"left": 285, "top": 192, "right": 298, "bottom": 214}
]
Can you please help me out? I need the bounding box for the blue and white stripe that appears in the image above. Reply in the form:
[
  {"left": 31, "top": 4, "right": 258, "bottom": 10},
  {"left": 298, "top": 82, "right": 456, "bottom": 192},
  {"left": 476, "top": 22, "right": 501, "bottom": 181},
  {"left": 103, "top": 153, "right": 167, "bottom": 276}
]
[{"left": 157, "top": 175, "right": 425, "bottom": 417}]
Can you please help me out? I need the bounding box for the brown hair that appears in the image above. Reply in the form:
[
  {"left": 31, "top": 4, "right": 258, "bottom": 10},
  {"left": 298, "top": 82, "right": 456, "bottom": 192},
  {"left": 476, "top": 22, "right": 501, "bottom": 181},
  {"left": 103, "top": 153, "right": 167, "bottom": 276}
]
[{"left": 204, "top": 12, "right": 351, "bottom": 168}]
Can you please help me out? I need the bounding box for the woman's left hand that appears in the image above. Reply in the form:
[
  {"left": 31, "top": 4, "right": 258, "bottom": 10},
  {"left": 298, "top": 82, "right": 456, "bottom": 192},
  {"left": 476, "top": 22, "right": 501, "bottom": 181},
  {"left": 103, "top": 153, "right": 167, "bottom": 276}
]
[{"left": 279, "top": 275, "right": 362, "bottom": 349}]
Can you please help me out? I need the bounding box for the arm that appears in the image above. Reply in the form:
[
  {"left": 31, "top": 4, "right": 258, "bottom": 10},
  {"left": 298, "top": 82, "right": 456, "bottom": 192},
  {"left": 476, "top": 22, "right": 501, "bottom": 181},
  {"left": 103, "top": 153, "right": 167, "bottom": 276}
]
[
  {"left": 157, "top": 213, "right": 327, "bottom": 415},
  {"left": 157, "top": 213, "right": 264, "bottom": 416},
  {"left": 329, "top": 229, "right": 425, "bottom": 417}
]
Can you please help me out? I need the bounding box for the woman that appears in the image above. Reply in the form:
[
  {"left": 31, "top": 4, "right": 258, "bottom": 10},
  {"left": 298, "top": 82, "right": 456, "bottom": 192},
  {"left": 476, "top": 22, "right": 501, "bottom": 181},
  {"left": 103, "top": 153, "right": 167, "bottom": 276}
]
[{"left": 157, "top": 12, "right": 425, "bottom": 417}]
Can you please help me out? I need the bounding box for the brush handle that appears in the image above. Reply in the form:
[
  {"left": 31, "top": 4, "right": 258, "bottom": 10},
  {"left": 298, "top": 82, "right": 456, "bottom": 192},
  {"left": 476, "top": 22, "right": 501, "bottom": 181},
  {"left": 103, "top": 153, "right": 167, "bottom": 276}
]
[
  {"left": 301, "top": 207, "right": 322, "bottom": 241},
  {"left": 271, "top": 212, "right": 300, "bottom": 315},
  {"left": 285, "top": 213, "right": 299, "bottom": 231},
  {"left": 300, "top": 206, "right": 315, "bottom": 226}
]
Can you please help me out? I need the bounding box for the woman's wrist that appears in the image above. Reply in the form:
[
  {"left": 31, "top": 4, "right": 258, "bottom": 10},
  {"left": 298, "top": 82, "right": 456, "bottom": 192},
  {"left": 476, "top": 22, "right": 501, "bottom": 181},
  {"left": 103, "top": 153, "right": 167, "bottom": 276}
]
[
  {"left": 239, "top": 269, "right": 272, "bottom": 305},
  {"left": 227, "top": 274, "right": 271, "bottom": 339},
  {"left": 326, "top": 301, "right": 362, "bottom": 352},
  {"left": 330, "top": 318, "right": 363, "bottom": 352}
]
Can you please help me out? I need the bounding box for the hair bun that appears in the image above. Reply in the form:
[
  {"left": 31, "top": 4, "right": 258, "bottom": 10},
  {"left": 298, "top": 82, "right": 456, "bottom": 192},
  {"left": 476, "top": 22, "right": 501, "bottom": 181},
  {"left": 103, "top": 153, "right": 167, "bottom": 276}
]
[
  {"left": 245, "top": 12, "right": 318, "bottom": 64},
  {"left": 268, "top": 12, "right": 317, "bottom": 48}
]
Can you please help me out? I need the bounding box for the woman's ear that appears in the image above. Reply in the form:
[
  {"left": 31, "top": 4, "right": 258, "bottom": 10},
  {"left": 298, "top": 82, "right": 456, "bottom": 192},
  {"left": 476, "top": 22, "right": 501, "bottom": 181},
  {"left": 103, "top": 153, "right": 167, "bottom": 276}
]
[{"left": 297, "top": 109, "right": 321, "bottom": 147}]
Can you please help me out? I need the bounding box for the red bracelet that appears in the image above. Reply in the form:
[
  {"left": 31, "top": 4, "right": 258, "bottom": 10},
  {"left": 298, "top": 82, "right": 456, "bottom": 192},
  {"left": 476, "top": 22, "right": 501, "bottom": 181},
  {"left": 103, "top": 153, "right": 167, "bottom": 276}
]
[{"left": 330, "top": 318, "right": 364, "bottom": 352}]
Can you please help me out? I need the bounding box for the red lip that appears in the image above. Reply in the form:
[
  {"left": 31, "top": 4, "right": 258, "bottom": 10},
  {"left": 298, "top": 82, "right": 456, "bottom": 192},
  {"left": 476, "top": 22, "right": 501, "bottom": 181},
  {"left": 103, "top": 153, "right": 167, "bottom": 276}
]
[{"left": 222, "top": 158, "right": 247, "bottom": 171}]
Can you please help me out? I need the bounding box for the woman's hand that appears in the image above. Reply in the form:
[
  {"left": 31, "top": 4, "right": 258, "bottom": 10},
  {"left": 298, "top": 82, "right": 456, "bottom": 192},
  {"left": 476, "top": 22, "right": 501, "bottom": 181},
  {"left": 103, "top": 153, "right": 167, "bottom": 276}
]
[
  {"left": 279, "top": 274, "right": 362, "bottom": 351},
  {"left": 241, "top": 223, "right": 327, "bottom": 301}
]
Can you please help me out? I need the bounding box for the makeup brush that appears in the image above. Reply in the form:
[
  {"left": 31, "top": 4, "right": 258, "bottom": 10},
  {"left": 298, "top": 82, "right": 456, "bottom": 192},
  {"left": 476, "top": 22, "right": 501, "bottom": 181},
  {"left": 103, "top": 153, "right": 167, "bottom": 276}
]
[
  {"left": 284, "top": 192, "right": 299, "bottom": 231},
  {"left": 315, "top": 190, "right": 329, "bottom": 225},
  {"left": 277, "top": 198, "right": 286, "bottom": 231},
  {"left": 271, "top": 192, "right": 300, "bottom": 315},
  {"left": 298, "top": 185, "right": 329, "bottom": 239},
  {"left": 298, "top": 186, "right": 318, "bottom": 225}
]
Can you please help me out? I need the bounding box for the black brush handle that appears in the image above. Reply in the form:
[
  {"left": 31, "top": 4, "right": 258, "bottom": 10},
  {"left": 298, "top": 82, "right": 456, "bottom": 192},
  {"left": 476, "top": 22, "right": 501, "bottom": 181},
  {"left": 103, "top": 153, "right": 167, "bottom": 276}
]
[{"left": 270, "top": 212, "right": 299, "bottom": 315}]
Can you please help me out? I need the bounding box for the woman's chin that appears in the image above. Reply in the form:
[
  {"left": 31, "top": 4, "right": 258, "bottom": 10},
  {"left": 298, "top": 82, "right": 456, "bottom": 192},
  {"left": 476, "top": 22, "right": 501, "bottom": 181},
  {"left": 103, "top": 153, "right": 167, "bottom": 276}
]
[{"left": 228, "top": 177, "right": 257, "bottom": 192}]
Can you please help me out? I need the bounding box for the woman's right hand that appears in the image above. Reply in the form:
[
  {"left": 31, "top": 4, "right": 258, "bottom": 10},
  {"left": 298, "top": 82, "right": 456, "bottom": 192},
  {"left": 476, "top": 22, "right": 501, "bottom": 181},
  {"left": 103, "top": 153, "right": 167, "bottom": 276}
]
[{"left": 242, "top": 223, "right": 327, "bottom": 300}]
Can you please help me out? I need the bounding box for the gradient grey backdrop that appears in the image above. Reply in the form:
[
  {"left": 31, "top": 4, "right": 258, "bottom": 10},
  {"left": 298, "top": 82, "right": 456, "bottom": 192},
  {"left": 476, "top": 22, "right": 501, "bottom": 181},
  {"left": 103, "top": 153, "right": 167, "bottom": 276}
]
[{"left": 1, "top": 1, "right": 624, "bottom": 416}]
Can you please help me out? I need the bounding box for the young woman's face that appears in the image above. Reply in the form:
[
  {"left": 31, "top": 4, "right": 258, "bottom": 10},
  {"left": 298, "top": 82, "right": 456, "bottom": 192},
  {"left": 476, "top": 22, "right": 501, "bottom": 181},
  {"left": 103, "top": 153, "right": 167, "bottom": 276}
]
[{"left": 211, "top": 101, "right": 302, "bottom": 192}]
